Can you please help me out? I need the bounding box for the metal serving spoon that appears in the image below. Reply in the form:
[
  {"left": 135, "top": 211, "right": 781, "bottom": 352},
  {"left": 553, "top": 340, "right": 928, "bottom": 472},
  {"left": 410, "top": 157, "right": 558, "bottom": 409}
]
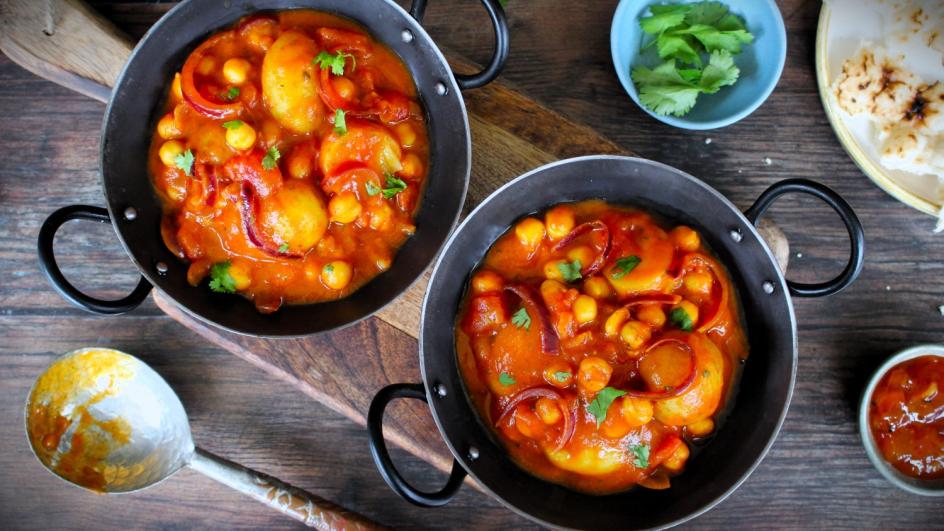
[{"left": 25, "top": 347, "right": 381, "bottom": 530}]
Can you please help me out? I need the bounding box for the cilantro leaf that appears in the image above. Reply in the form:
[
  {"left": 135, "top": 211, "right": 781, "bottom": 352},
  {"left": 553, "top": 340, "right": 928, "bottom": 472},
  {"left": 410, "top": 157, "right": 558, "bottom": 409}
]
[
  {"left": 499, "top": 372, "right": 516, "bottom": 386},
  {"left": 222, "top": 120, "right": 244, "bottom": 129},
  {"left": 511, "top": 307, "right": 531, "bottom": 330},
  {"left": 698, "top": 50, "right": 740, "bottom": 93},
  {"left": 324, "top": 263, "right": 335, "bottom": 274},
  {"left": 587, "top": 387, "right": 627, "bottom": 428},
  {"left": 675, "top": 23, "right": 753, "bottom": 55},
  {"left": 553, "top": 371, "right": 571, "bottom": 383},
  {"left": 611, "top": 255, "right": 641, "bottom": 279},
  {"left": 670, "top": 307, "right": 694, "bottom": 331},
  {"left": 649, "top": 4, "right": 691, "bottom": 16},
  {"left": 262, "top": 146, "right": 280, "bottom": 170},
  {"left": 208, "top": 261, "right": 237, "bottom": 294},
  {"left": 656, "top": 33, "right": 702, "bottom": 65},
  {"left": 632, "top": 61, "right": 702, "bottom": 117},
  {"left": 225, "top": 87, "right": 240, "bottom": 101},
  {"left": 174, "top": 149, "right": 194, "bottom": 176},
  {"left": 313, "top": 50, "right": 353, "bottom": 76},
  {"left": 557, "top": 260, "right": 582, "bottom": 283},
  {"left": 684, "top": 1, "right": 729, "bottom": 26},
  {"left": 381, "top": 174, "right": 407, "bottom": 199},
  {"left": 334, "top": 108, "right": 347, "bottom": 135},
  {"left": 365, "top": 181, "right": 381, "bottom": 197},
  {"left": 278, "top": 243, "right": 289, "bottom": 253},
  {"left": 640, "top": 10, "right": 687, "bottom": 35},
  {"left": 717, "top": 12, "right": 746, "bottom": 31},
  {"left": 629, "top": 443, "right": 650, "bottom": 468}
]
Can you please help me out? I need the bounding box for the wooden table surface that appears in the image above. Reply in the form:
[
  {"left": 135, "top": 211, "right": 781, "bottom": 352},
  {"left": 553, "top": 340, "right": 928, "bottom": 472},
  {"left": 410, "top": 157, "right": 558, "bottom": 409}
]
[{"left": 2, "top": 0, "right": 942, "bottom": 529}]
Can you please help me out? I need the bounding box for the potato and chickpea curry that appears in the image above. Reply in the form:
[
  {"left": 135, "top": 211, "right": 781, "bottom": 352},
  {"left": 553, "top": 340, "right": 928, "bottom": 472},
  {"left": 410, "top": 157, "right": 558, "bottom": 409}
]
[
  {"left": 150, "top": 10, "right": 428, "bottom": 312},
  {"left": 456, "top": 200, "right": 748, "bottom": 493}
]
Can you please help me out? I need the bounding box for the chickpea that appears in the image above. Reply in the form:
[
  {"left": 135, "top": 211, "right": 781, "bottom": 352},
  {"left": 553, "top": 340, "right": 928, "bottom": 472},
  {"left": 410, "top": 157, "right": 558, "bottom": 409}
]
[
  {"left": 333, "top": 77, "right": 357, "bottom": 100},
  {"left": 620, "top": 397, "right": 654, "bottom": 427},
  {"left": 471, "top": 270, "right": 504, "bottom": 295},
  {"left": 604, "top": 308, "right": 630, "bottom": 337},
  {"left": 222, "top": 58, "right": 251, "bottom": 84},
  {"left": 224, "top": 121, "right": 257, "bottom": 151},
  {"left": 620, "top": 321, "right": 652, "bottom": 350},
  {"left": 636, "top": 304, "right": 666, "bottom": 328},
  {"left": 577, "top": 356, "right": 612, "bottom": 394},
  {"left": 543, "top": 260, "right": 566, "bottom": 281},
  {"left": 543, "top": 361, "right": 573, "bottom": 388},
  {"left": 228, "top": 260, "right": 252, "bottom": 290},
  {"left": 687, "top": 418, "right": 715, "bottom": 437},
  {"left": 197, "top": 56, "right": 217, "bottom": 76},
  {"left": 368, "top": 201, "right": 394, "bottom": 230},
  {"left": 395, "top": 122, "right": 417, "bottom": 147},
  {"left": 670, "top": 226, "right": 701, "bottom": 252},
  {"left": 600, "top": 416, "right": 632, "bottom": 439},
  {"left": 514, "top": 217, "right": 545, "bottom": 251},
  {"left": 583, "top": 276, "right": 612, "bottom": 299},
  {"left": 321, "top": 261, "right": 353, "bottom": 290},
  {"left": 662, "top": 442, "right": 690, "bottom": 472},
  {"left": 158, "top": 140, "right": 186, "bottom": 167},
  {"left": 157, "top": 113, "right": 182, "bottom": 139},
  {"left": 376, "top": 256, "right": 392, "bottom": 271},
  {"left": 671, "top": 300, "right": 699, "bottom": 330},
  {"left": 535, "top": 398, "right": 562, "bottom": 425},
  {"left": 286, "top": 148, "right": 313, "bottom": 180},
  {"left": 545, "top": 205, "right": 575, "bottom": 240},
  {"left": 573, "top": 295, "right": 598, "bottom": 325},
  {"left": 328, "top": 192, "right": 362, "bottom": 224},
  {"left": 400, "top": 153, "right": 423, "bottom": 178},
  {"left": 514, "top": 406, "right": 545, "bottom": 439},
  {"left": 566, "top": 245, "right": 596, "bottom": 268},
  {"left": 683, "top": 270, "right": 713, "bottom": 297}
]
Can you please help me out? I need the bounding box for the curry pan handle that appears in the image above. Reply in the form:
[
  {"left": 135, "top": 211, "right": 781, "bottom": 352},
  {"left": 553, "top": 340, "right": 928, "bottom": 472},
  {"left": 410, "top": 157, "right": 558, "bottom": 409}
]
[
  {"left": 408, "top": 0, "right": 509, "bottom": 90},
  {"left": 367, "top": 383, "right": 468, "bottom": 507},
  {"left": 38, "top": 205, "right": 152, "bottom": 314},
  {"left": 744, "top": 179, "right": 864, "bottom": 298}
]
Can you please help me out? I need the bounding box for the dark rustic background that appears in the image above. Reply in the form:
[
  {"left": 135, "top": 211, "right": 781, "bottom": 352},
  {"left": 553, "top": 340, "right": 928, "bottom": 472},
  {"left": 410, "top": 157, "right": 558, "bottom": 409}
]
[{"left": 1, "top": 0, "right": 941, "bottom": 528}]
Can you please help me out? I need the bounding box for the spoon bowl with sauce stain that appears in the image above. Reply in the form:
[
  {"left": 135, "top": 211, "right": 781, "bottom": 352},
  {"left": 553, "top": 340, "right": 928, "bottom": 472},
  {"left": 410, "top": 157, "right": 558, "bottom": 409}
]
[
  {"left": 25, "top": 348, "right": 382, "bottom": 529},
  {"left": 859, "top": 344, "right": 944, "bottom": 496}
]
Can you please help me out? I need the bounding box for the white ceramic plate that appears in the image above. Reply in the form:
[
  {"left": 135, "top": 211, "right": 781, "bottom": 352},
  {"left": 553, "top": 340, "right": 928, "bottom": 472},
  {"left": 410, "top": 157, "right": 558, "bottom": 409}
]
[{"left": 816, "top": 0, "right": 944, "bottom": 218}]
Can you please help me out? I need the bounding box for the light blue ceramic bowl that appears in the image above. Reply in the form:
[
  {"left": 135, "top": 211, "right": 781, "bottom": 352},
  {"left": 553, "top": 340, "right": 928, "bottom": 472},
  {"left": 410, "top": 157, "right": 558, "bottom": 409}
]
[{"left": 611, "top": 0, "right": 786, "bottom": 130}]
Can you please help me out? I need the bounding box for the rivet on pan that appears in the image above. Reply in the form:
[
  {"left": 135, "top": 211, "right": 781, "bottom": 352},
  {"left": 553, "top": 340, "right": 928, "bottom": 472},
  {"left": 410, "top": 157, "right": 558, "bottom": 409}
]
[
  {"left": 401, "top": 29, "right": 414, "bottom": 43},
  {"left": 434, "top": 383, "right": 447, "bottom": 398},
  {"left": 434, "top": 82, "right": 448, "bottom": 96},
  {"left": 762, "top": 281, "right": 775, "bottom": 294},
  {"left": 729, "top": 228, "right": 743, "bottom": 243},
  {"left": 468, "top": 446, "right": 480, "bottom": 461},
  {"left": 123, "top": 207, "right": 138, "bottom": 221},
  {"left": 156, "top": 262, "right": 169, "bottom": 275}
]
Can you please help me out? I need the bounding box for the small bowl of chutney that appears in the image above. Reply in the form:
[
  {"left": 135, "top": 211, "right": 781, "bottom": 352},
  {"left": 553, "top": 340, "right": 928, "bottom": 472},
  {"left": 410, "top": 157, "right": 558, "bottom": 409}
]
[{"left": 860, "top": 345, "right": 944, "bottom": 496}]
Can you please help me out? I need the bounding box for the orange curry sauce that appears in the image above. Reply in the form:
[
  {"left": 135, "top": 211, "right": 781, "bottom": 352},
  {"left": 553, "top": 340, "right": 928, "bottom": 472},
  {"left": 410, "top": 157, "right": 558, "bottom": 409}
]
[
  {"left": 456, "top": 200, "right": 748, "bottom": 494},
  {"left": 150, "top": 10, "right": 429, "bottom": 312},
  {"left": 869, "top": 355, "right": 944, "bottom": 480}
]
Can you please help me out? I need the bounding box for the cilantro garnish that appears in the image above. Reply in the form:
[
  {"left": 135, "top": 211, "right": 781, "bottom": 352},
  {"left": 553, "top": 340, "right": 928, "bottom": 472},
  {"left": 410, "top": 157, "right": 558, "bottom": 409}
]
[
  {"left": 511, "top": 307, "right": 531, "bottom": 330},
  {"left": 553, "top": 371, "right": 571, "bottom": 383},
  {"left": 670, "top": 307, "right": 694, "bottom": 332},
  {"left": 313, "top": 50, "right": 354, "bottom": 76},
  {"left": 611, "top": 255, "right": 641, "bottom": 279},
  {"left": 499, "top": 372, "right": 516, "bottom": 386},
  {"left": 629, "top": 443, "right": 650, "bottom": 468},
  {"left": 222, "top": 120, "right": 244, "bottom": 129},
  {"left": 365, "top": 181, "right": 381, "bottom": 197},
  {"left": 381, "top": 174, "right": 407, "bottom": 199},
  {"left": 586, "top": 387, "right": 627, "bottom": 428},
  {"left": 174, "top": 149, "right": 194, "bottom": 176},
  {"left": 225, "top": 87, "right": 240, "bottom": 101},
  {"left": 208, "top": 261, "right": 236, "bottom": 294},
  {"left": 557, "top": 260, "right": 582, "bottom": 283},
  {"left": 262, "top": 146, "right": 280, "bottom": 170},
  {"left": 278, "top": 243, "right": 289, "bottom": 253}
]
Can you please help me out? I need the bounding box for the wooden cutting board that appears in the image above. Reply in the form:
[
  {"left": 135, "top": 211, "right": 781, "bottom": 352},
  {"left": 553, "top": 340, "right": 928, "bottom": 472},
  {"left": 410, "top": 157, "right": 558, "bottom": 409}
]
[{"left": 2, "top": 0, "right": 787, "bottom": 487}]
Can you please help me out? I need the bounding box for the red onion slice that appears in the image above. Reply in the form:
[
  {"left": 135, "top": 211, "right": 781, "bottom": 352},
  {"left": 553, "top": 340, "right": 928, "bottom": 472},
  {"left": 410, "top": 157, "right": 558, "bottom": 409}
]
[
  {"left": 552, "top": 221, "right": 612, "bottom": 276},
  {"left": 504, "top": 284, "right": 559, "bottom": 355},
  {"left": 622, "top": 294, "right": 683, "bottom": 309},
  {"left": 495, "top": 387, "right": 575, "bottom": 452}
]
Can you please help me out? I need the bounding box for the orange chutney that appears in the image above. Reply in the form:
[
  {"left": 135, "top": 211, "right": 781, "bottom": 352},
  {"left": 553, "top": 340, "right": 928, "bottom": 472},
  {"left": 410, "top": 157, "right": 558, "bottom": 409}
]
[
  {"left": 456, "top": 200, "right": 748, "bottom": 494},
  {"left": 869, "top": 355, "right": 944, "bottom": 480},
  {"left": 149, "top": 10, "right": 429, "bottom": 313}
]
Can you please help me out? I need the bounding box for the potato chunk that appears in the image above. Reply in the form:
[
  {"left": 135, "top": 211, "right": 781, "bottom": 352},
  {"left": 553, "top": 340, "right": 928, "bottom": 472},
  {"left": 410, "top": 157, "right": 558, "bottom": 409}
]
[
  {"left": 652, "top": 334, "right": 725, "bottom": 426},
  {"left": 257, "top": 180, "right": 328, "bottom": 253},
  {"left": 319, "top": 122, "right": 402, "bottom": 177},
  {"left": 262, "top": 31, "right": 325, "bottom": 133}
]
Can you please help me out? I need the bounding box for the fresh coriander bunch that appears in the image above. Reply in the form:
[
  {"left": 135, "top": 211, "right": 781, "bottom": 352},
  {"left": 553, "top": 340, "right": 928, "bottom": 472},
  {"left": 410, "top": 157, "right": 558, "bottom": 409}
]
[{"left": 631, "top": 1, "right": 754, "bottom": 117}]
